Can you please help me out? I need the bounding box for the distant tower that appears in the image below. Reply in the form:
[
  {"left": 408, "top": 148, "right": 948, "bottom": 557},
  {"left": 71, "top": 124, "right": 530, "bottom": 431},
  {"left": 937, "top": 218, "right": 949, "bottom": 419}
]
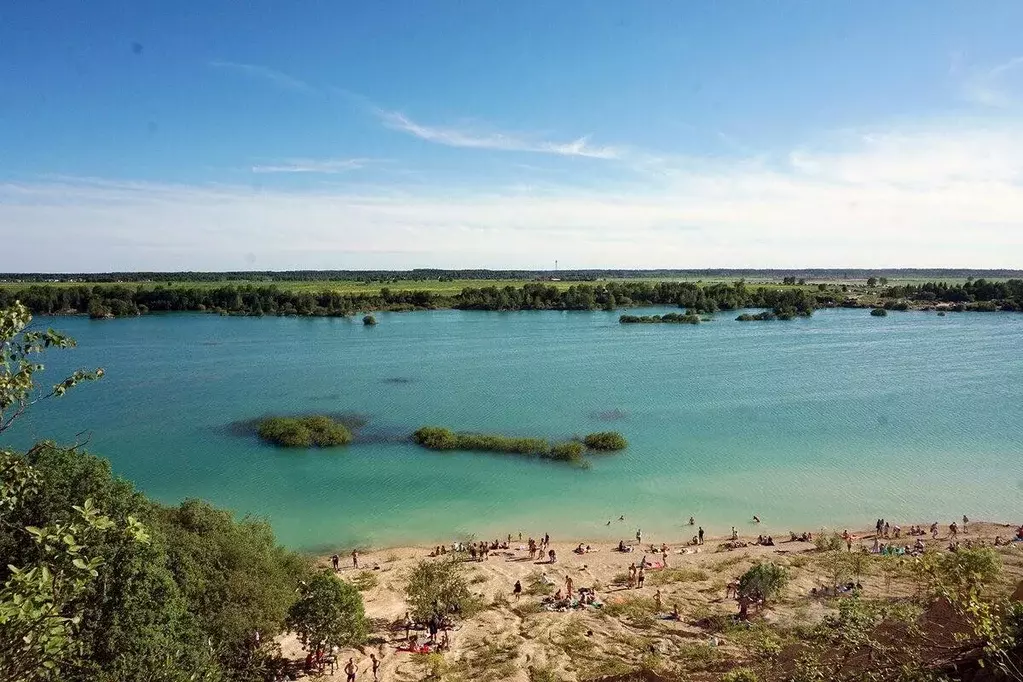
[{"left": 555, "top": 260, "right": 558, "bottom": 273}]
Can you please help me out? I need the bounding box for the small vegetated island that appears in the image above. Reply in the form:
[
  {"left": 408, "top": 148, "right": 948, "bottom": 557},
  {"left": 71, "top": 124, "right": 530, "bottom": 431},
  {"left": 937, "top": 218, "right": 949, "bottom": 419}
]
[
  {"left": 257, "top": 415, "right": 353, "bottom": 448},
  {"left": 735, "top": 306, "right": 812, "bottom": 321},
  {"left": 411, "top": 427, "right": 627, "bottom": 464},
  {"left": 619, "top": 312, "right": 701, "bottom": 324}
]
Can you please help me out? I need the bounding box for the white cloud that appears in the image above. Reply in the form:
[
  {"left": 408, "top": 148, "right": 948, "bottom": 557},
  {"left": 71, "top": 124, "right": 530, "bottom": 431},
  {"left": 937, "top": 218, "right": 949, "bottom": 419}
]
[
  {"left": 2, "top": 121, "right": 1022, "bottom": 270},
  {"left": 208, "top": 61, "right": 313, "bottom": 93},
  {"left": 251, "top": 158, "right": 371, "bottom": 174},
  {"left": 378, "top": 110, "right": 621, "bottom": 159}
]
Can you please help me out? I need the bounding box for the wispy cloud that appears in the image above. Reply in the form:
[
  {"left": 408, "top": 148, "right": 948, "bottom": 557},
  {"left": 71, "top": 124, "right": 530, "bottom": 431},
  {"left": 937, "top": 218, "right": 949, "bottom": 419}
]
[
  {"left": 209, "top": 61, "right": 313, "bottom": 93},
  {"left": 251, "top": 158, "right": 371, "bottom": 174},
  {"left": 961, "top": 55, "right": 1023, "bottom": 108},
  {"left": 4, "top": 118, "right": 1023, "bottom": 271},
  {"left": 378, "top": 110, "right": 621, "bottom": 159}
]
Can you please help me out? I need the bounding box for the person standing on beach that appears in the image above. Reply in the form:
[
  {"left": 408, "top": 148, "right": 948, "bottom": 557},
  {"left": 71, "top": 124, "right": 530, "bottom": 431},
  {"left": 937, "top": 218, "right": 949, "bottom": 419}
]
[
  {"left": 689, "top": 517, "right": 695, "bottom": 526},
  {"left": 698, "top": 526, "right": 704, "bottom": 545},
  {"left": 513, "top": 580, "right": 522, "bottom": 600},
  {"left": 962, "top": 515, "right": 969, "bottom": 534},
  {"left": 636, "top": 528, "right": 642, "bottom": 545},
  {"left": 565, "top": 576, "right": 574, "bottom": 598},
  {"left": 655, "top": 589, "right": 662, "bottom": 612},
  {"left": 404, "top": 611, "right": 413, "bottom": 640},
  {"left": 370, "top": 653, "right": 379, "bottom": 681},
  {"left": 331, "top": 554, "right": 340, "bottom": 571},
  {"left": 731, "top": 527, "right": 738, "bottom": 541},
  {"left": 352, "top": 549, "right": 359, "bottom": 569},
  {"left": 637, "top": 566, "right": 645, "bottom": 589},
  {"left": 344, "top": 657, "right": 358, "bottom": 682}
]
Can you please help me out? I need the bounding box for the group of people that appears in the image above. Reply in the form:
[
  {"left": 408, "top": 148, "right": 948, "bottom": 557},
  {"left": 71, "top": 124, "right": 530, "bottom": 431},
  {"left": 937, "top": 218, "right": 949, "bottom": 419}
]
[
  {"left": 402, "top": 610, "right": 452, "bottom": 655},
  {"left": 526, "top": 533, "right": 553, "bottom": 561},
  {"left": 304, "top": 649, "right": 376, "bottom": 682},
  {"left": 626, "top": 561, "right": 647, "bottom": 589},
  {"left": 330, "top": 549, "right": 360, "bottom": 572}
]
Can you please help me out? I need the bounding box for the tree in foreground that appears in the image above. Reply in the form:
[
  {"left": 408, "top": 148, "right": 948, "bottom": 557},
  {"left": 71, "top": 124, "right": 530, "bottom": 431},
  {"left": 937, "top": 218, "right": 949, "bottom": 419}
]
[
  {"left": 1, "top": 301, "right": 104, "bottom": 435},
  {"left": 736, "top": 562, "right": 788, "bottom": 619},
  {"left": 404, "top": 559, "right": 481, "bottom": 623},
  {"left": 0, "top": 301, "right": 147, "bottom": 682},
  {"left": 1, "top": 301, "right": 310, "bottom": 681},
  {"left": 287, "top": 571, "right": 367, "bottom": 655}
]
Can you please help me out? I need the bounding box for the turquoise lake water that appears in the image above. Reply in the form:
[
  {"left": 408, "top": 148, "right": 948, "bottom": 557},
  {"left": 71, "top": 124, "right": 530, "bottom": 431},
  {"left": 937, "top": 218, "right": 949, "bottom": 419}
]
[{"left": 5, "top": 308, "right": 1022, "bottom": 552}]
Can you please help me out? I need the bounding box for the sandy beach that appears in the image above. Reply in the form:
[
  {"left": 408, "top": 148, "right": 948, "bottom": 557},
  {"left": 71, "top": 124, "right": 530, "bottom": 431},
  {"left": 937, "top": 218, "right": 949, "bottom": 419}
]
[{"left": 277, "top": 518, "right": 1023, "bottom": 681}]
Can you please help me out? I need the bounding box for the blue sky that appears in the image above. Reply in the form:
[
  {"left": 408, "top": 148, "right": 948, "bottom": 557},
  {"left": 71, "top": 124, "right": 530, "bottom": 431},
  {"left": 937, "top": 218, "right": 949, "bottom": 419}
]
[{"left": 2, "top": 1, "right": 1022, "bottom": 271}]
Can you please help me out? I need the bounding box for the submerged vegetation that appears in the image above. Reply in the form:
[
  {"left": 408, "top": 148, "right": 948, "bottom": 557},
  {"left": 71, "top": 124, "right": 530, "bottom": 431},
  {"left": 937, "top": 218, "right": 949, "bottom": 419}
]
[
  {"left": 736, "top": 311, "right": 778, "bottom": 322},
  {"left": 582, "top": 431, "right": 629, "bottom": 451},
  {"left": 257, "top": 415, "right": 353, "bottom": 448},
  {"left": 619, "top": 312, "right": 701, "bottom": 324},
  {"left": 411, "top": 427, "right": 627, "bottom": 463}
]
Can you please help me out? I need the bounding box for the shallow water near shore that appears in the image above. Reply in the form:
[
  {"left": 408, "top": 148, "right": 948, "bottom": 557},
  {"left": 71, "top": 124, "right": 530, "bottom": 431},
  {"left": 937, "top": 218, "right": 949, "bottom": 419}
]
[{"left": 6, "top": 308, "right": 1022, "bottom": 551}]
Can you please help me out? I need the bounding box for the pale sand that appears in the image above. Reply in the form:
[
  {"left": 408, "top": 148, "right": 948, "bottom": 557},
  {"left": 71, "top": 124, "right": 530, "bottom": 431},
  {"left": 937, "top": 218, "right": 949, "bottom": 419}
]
[{"left": 278, "top": 520, "right": 1023, "bottom": 681}]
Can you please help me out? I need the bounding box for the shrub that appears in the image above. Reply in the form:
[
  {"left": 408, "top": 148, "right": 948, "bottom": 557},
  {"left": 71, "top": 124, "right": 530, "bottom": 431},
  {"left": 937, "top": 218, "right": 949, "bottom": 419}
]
[
  {"left": 722, "top": 667, "right": 760, "bottom": 682},
  {"left": 583, "top": 431, "right": 628, "bottom": 451},
  {"left": 736, "top": 311, "right": 777, "bottom": 322},
  {"left": 870, "top": 307, "right": 888, "bottom": 317},
  {"left": 362, "top": 314, "right": 377, "bottom": 325},
  {"left": 404, "top": 559, "right": 482, "bottom": 622},
  {"left": 549, "top": 441, "right": 585, "bottom": 462},
  {"left": 813, "top": 533, "right": 845, "bottom": 552},
  {"left": 738, "top": 563, "right": 788, "bottom": 605},
  {"left": 286, "top": 570, "right": 368, "bottom": 653},
  {"left": 412, "top": 426, "right": 459, "bottom": 450},
  {"left": 257, "top": 416, "right": 353, "bottom": 448}
]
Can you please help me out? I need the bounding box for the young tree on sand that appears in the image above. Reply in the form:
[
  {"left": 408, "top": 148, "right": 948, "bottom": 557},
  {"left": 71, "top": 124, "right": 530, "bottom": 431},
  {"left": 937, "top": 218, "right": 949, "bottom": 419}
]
[
  {"left": 287, "top": 570, "right": 368, "bottom": 654},
  {"left": 404, "top": 559, "right": 481, "bottom": 623},
  {"left": 736, "top": 563, "right": 788, "bottom": 619}
]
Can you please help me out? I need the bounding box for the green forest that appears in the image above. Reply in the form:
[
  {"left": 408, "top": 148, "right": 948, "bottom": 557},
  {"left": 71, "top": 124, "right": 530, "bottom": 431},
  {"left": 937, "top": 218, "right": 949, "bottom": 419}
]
[{"left": 3, "top": 278, "right": 1020, "bottom": 320}]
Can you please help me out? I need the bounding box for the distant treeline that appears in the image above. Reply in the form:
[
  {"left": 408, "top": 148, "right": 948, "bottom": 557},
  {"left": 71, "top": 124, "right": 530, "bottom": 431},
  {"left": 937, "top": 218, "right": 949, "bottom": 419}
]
[
  {"left": 880, "top": 279, "right": 1023, "bottom": 311},
  {"left": 4, "top": 278, "right": 1022, "bottom": 319},
  {"left": 3, "top": 268, "right": 1022, "bottom": 284},
  {"left": 0, "top": 281, "right": 818, "bottom": 317}
]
